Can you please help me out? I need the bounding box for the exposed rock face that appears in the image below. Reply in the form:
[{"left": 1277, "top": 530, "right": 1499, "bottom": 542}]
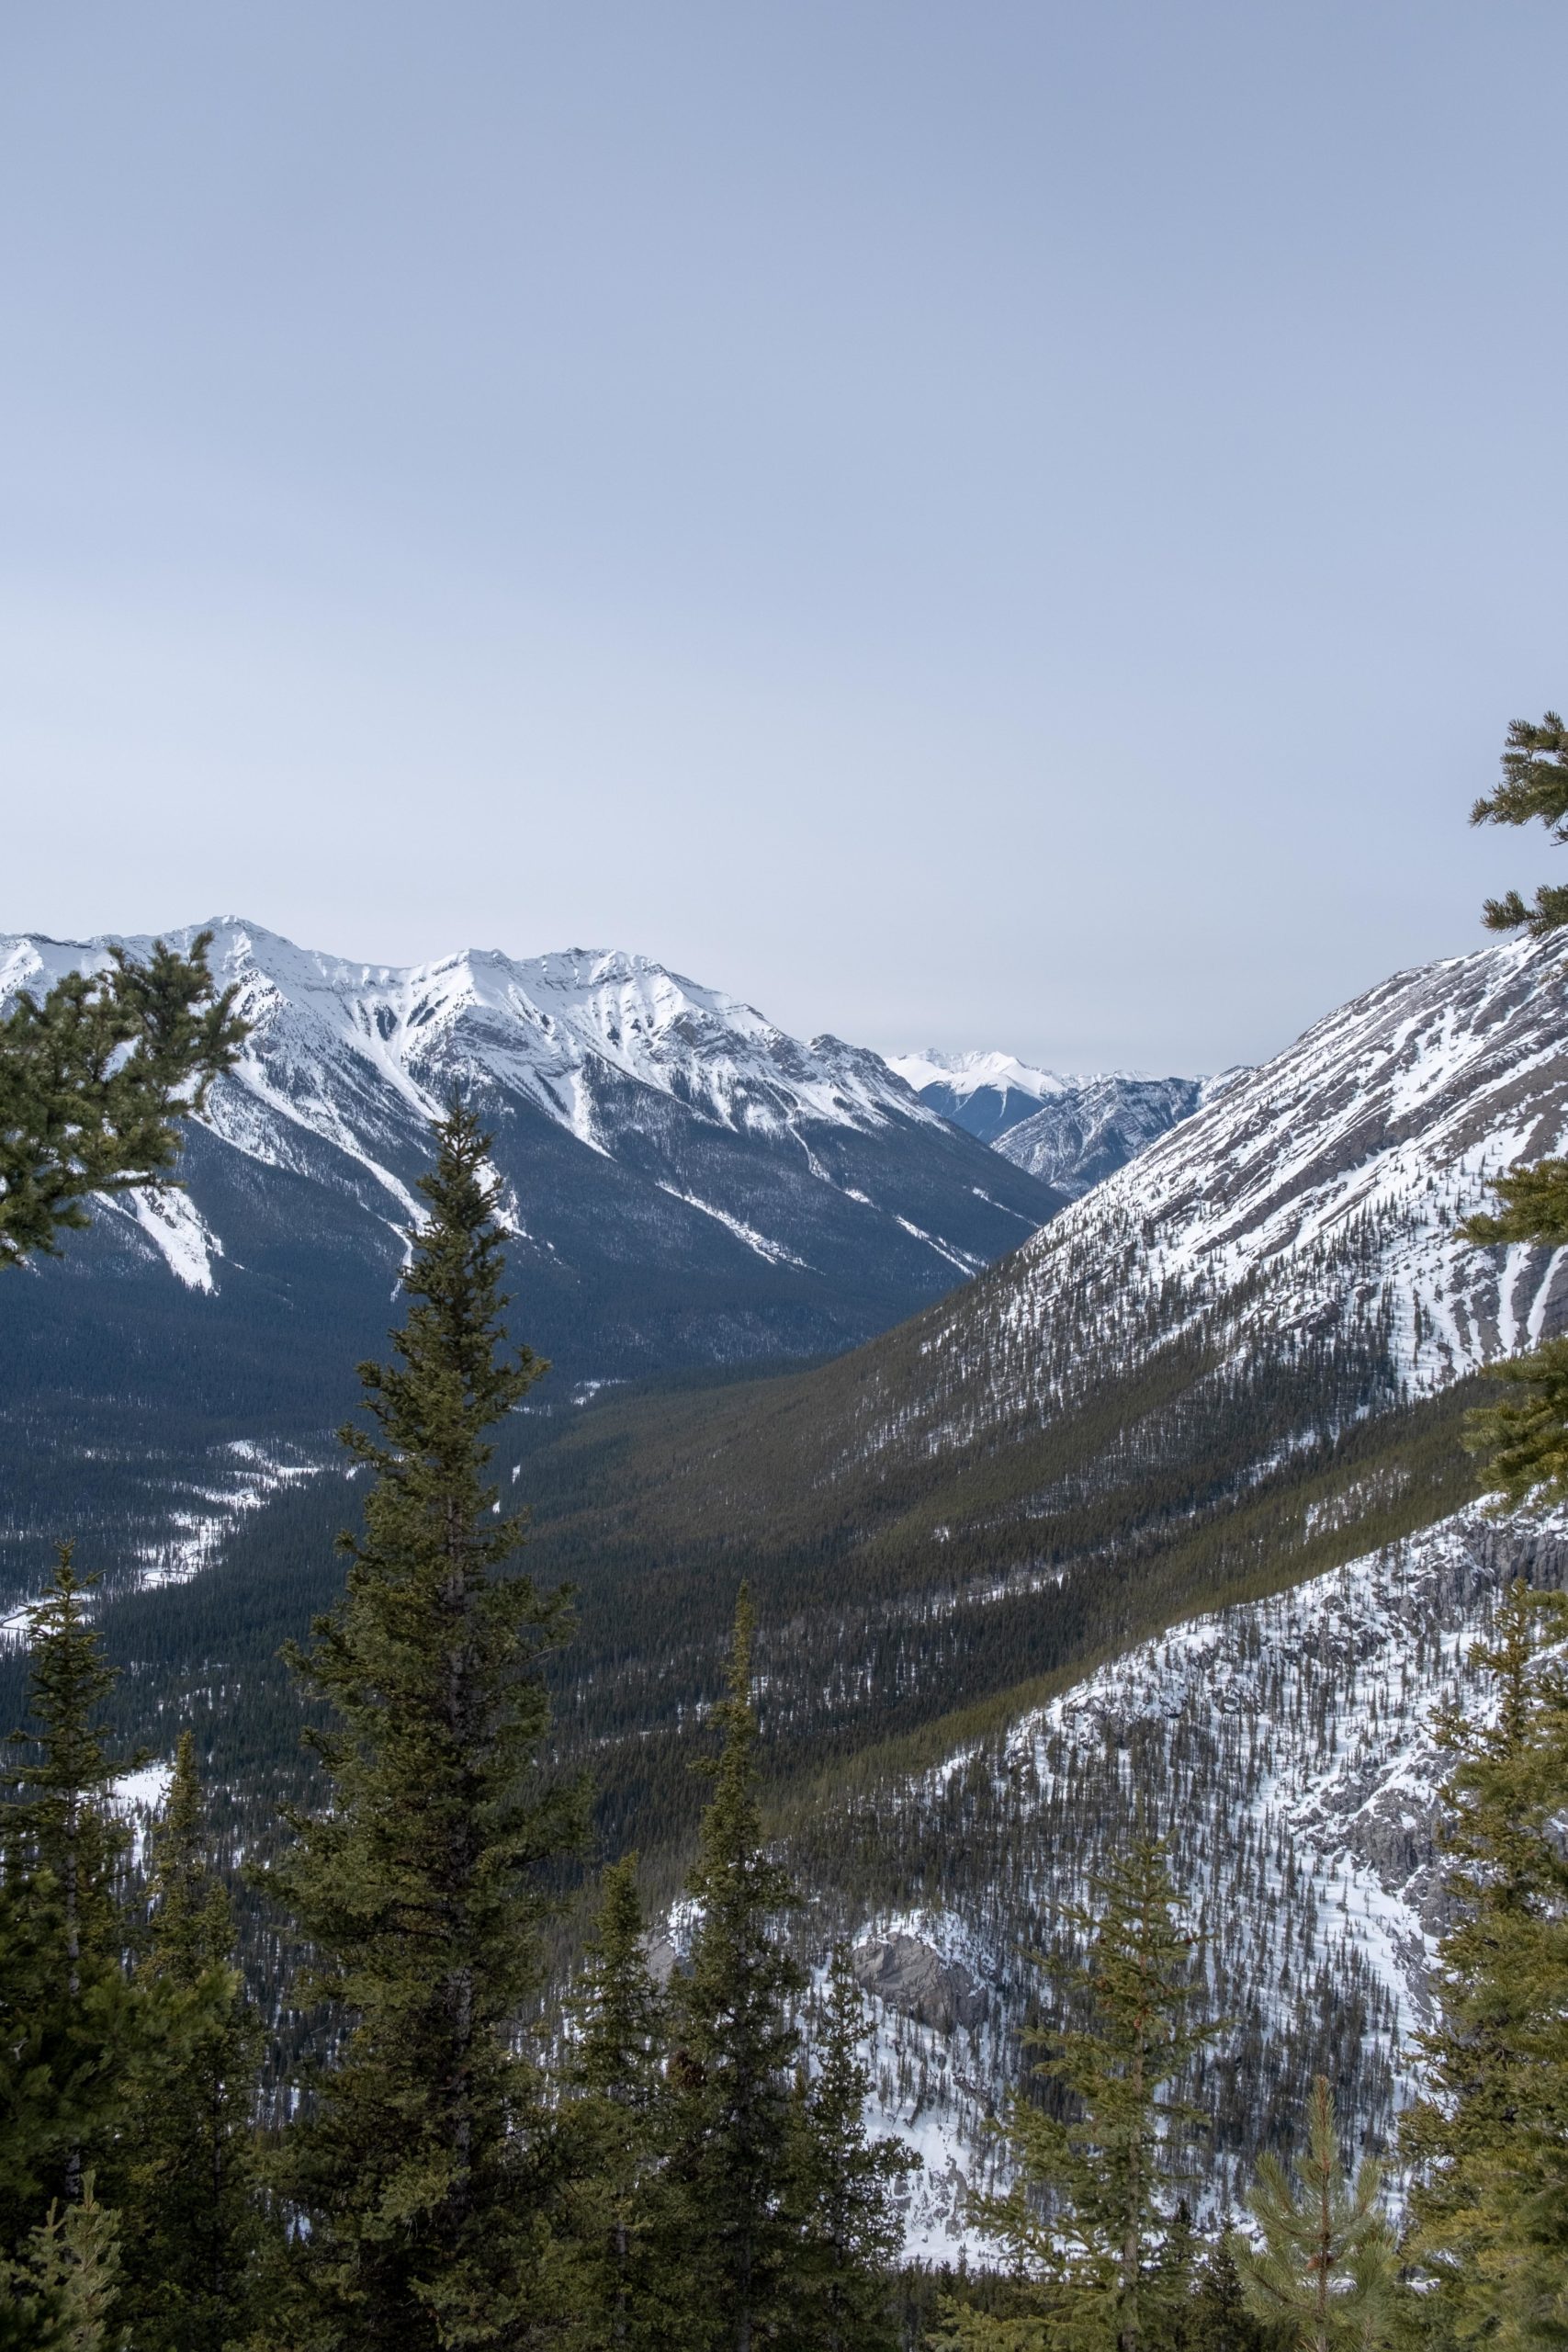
[
  {"left": 993, "top": 1072, "right": 1206, "bottom": 1195},
  {"left": 852, "top": 1932, "right": 986, "bottom": 2030},
  {"left": 835, "top": 1503, "right": 1568, "bottom": 2244}
]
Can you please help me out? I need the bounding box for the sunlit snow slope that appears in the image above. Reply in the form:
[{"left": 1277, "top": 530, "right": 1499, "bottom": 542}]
[{"left": 866, "top": 933, "right": 1568, "bottom": 1472}]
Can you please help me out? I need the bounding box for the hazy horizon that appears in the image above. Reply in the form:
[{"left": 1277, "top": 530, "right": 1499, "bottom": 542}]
[{"left": 5, "top": 5, "right": 1565, "bottom": 1070}]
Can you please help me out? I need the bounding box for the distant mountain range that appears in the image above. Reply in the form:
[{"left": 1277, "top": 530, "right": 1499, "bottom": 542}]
[
  {"left": 0, "top": 919, "right": 1061, "bottom": 1592},
  {"left": 887, "top": 1046, "right": 1224, "bottom": 1196}
]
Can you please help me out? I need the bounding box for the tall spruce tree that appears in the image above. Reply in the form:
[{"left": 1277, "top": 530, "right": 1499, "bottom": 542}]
[
  {"left": 1401, "top": 1580, "right": 1568, "bottom": 2349},
  {"left": 1235, "top": 2076, "right": 1394, "bottom": 2352},
  {"left": 0, "top": 1547, "right": 137, "bottom": 2253},
  {"left": 790, "top": 1940, "right": 917, "bottom": 2352},
  {"left": 666, "top": 1588, "right": 806, "bottom": 2352},
  {"left": 116, "top": 1729, "right": 261, "bottom": 2352},
  {"left": 270, "top": 1102, "right": 581, "bottom": 2350},
  {"left": 964, "top": 1836, "right": 1215, "bottom": 2352},
  {"left": 558, "top": 1852, "right": 681, "bottom": 2349}
]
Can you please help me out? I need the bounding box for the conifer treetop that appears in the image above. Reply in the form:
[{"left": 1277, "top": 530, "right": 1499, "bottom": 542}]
[
  {"left": 1470, "top": 709, "right": 1568, "bottom": 938},
  {"left": 0, "top": 929, "right": 246, "bottom": 1268}
]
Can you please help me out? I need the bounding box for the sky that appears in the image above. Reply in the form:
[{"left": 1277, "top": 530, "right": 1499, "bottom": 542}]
[{"left": 3, "top": 3, "right": 1567, "bottom": 1074}]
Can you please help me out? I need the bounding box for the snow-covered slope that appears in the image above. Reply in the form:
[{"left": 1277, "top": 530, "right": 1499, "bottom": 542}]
[
  {"left": 867, "top": 935, "right": 1568, "bottom": 1474},
  {"left": 2, "top": 921, "right": 944, "bottom": 1225},
  {"left": 992, "top": 1070, "right": 1210, "bottom": 1195},
  {"left": 829, "top": 1502, "right": 1567, "bottom": 2251}
]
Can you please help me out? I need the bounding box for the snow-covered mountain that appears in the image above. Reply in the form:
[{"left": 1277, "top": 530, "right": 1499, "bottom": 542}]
[
  {"left": 829, "top": 1503, "right": 1567, "bottom": 2252},
  {"left": 991, "top": 1070, "right": 1218, "bottom": 1194},
  {"left": 887, "top": 1047, "right": 1214, "bottom": 1197},
  {"left": 884, "top": 1050, "right": 1070, "bottom": 1144},
  {"left": 0, "top": 919, "right": 1059, "bottom": 1595},
  {"left": 871, "top": 933, "right": 1568, "bottom": 1475}
]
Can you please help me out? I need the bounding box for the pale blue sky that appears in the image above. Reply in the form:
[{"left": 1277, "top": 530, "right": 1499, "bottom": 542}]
[{"left": 3, "top": 3, "right": 1565, "bottom": 1071}]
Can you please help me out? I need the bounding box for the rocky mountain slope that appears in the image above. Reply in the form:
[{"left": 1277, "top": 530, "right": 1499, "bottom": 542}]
[
  {"left": 817, "top": 1503, "right": 1567, "bottom": 2254},
  {"left": 0, "top": 919, "right": 1057, "bottom": 1594},
  {"left": 992, "top": 1069, "right": 1214, "bottom": 1192}
]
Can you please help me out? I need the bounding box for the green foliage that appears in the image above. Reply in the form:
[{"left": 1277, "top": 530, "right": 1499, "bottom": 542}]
[
  {"left": 1469, "top": 710, "right": 1568, "bottom": 937},
  {"left": 557, "top": 1853, "right": 683, "bottom": 2348},
  {"left": 1235, "top": 2075, "right": 1393, "bottom": 2352},
  {"left": 1189, "top": 2233, "right": 1269, "bottom": 2352},
  {"left": 0, "top": 1549, "right": 137, "bottom": 2244},
  {"left": 0, "top": 931, "right": 244, "bottom": 1268},
  {"left": 665, "top": 1587, "right": 807, "bottom": 2349},
  {"left": 267, "top": 1102, "right": 583, "bottom": 2349},
  {"left": 966, "top": 1837, "right": 1216, "bottom": 2352},
  {"left": 1463, "top": 1339, "right": 1568, "bottom": 1508},
  {"left": 1460, "top": 1157, "right": 1568, "bottom": 1250},
  {"left": 115, "top": 1729, "right": 262, "bottom": 2352},
  {"left": 1402, "top": 1581, "right": 1568, "bottom": 2351},
  {"left": 792, "top": 1941, "right": 919, "bottom": 2351},
  {"left": 0, "top": 2174, "right": 126, "bottom": 2352}
]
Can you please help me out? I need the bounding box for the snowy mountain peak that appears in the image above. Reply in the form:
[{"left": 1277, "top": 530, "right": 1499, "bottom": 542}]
[
  {"left": 1, "top": 919, "right": 941, "bottom": 1163},
  {"left": 885, "top": 1047, "right": 1070, "bottom": 1103}
]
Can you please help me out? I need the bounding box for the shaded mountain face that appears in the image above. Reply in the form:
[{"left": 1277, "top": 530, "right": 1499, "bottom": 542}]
[
  {"left": 0, "top": 919, "right": 1058, "bottom": 1592},
  {"left": 885, "top": 1050, "right": 1069, "bottom": 1146},
  {"left": 991, "top": 1070, "right": 1209, "bottom": 1193},
  {"left": 887, "top": 1047, "right": 1215, "bottom": 1196}
]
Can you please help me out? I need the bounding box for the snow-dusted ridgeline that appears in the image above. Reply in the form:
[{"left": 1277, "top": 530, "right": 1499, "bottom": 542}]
[{"left": 856, "top": 935, "right": 1568, "bottom": 1474}]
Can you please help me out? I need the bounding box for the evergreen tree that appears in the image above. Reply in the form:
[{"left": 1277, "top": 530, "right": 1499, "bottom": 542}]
[
  {"left": 269, "top": 1102, "right": 582, "bottom": 2350},
  {"left": 1401, "top": 1580, "right": 1568, "bottom": 2349},
  {"left": 0, "top": 1548, "right": 137, "bottom": 2250},
  {"left": 558, "top": 1852, "right": 681, "bottom": 2348},
  {"left": 1469, "top": 709, "right": 1568, "bottom": 940},
  {"left": 666, "top": 1587, "right": 806, "bottom": 2352},
  {"left": 1461, "top": 713, "right": 1568, "bottom": 1498},
  {"left": 1148, "top": 2201, "right": 1201, "bottom": 2352},
  {"left": 965, "top": 1836, "right": 1215, "bottom": 2352},
  {"left": 0, "top": 930, "right": 244, "bottom": 1269},
  {"left": 791, "top": 1940, "right": 918, "bottom": 2352},
  {"left": 1235, "top": 2076, "right": 1394, "bottom": 2352},
  {"left": 0, "top": 2174, "right": 126, "bottom": 2352},
  {"left": 1188, "top": 2233, "right": 1269, "bottom": 2352},
  {"left": 116, "top": 1729, "right": 261, "bottom": 2352}
]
